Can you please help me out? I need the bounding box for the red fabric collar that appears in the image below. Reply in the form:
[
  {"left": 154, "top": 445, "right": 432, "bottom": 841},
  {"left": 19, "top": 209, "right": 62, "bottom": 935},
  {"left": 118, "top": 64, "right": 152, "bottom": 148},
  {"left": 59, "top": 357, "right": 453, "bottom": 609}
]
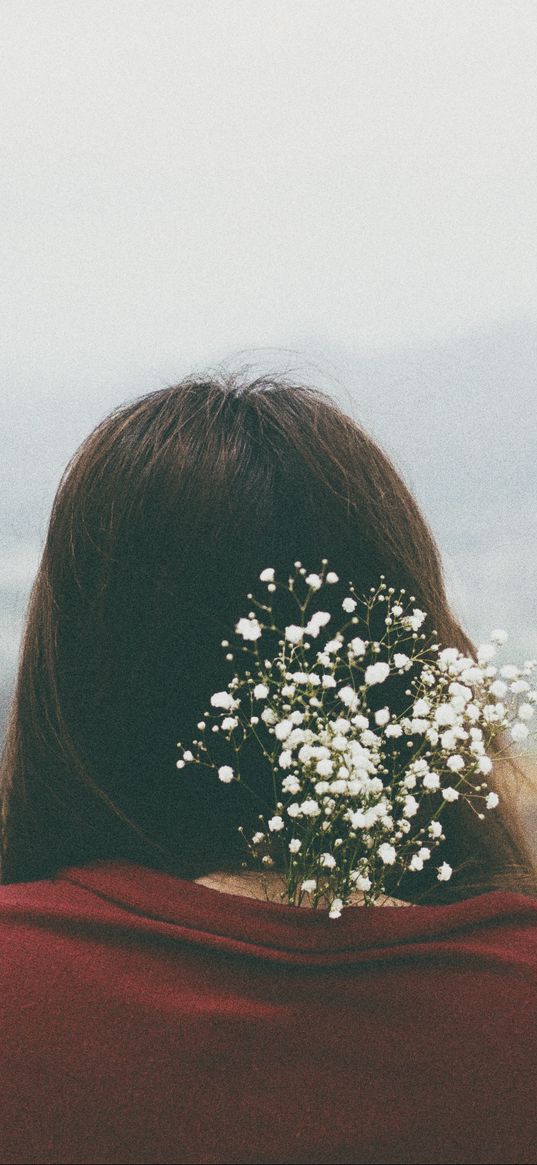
[{"left": 34, "top": 858, "right": 537, "bottom": 967}]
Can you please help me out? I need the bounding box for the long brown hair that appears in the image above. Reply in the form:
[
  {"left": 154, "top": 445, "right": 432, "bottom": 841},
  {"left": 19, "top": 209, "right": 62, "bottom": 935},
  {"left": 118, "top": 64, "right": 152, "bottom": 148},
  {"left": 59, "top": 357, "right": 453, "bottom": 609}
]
[{"left": 1, "top": 370, "right": 536, "bottom": 901}]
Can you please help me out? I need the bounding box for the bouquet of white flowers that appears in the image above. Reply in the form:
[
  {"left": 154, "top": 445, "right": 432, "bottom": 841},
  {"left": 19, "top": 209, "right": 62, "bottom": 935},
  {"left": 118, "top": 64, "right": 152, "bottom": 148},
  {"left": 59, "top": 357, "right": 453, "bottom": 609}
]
[{"left": 175, "top": 560, "right": 537, "bottom": 918}]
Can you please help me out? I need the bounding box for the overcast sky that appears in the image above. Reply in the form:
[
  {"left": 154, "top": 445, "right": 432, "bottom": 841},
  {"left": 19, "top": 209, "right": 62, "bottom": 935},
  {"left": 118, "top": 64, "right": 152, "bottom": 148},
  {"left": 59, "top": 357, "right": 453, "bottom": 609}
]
[
  {"left": 1, "top": 2, "right": 536, "bottom": 743},
  {"left": 2, "top": 0, "right": 537, "bottom": 375}
]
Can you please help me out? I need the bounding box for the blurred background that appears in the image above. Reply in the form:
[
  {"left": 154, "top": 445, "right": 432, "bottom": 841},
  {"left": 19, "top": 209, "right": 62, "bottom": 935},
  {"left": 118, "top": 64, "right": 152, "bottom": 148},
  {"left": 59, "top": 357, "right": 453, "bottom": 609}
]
[{"left": 1, "top": 1, "right": 536, "bottom": 789}]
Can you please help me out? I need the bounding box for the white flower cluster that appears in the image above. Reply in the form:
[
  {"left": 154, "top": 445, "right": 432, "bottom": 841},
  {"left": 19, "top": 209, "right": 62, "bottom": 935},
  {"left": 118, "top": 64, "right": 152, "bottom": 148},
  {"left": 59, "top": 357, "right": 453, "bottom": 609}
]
[{"left": 175, "top": 560, "right": 537, "bottom": 918}]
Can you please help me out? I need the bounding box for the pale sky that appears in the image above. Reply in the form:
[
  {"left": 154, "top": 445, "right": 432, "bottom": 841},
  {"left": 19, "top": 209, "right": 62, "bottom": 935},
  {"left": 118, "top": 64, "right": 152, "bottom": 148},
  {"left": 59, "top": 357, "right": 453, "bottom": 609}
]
[
  {"left": 1, "top": 2, "right": 537, "bottom": 744},
  {"left": 1, "top": 0, "right": 537, "bottom": 384}
]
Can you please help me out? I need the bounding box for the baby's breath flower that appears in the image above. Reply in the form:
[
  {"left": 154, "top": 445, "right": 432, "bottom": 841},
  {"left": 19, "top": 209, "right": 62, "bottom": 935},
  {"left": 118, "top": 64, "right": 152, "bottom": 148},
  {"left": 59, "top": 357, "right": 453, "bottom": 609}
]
[
  {"left": 297, "top": 743, "right": 314, "bottom": 762},
  {"left": 448, "top": 682, "right": 472, "bottom": 702},
  {"left": 235, "top": 617, "right": 262, "bottom": 641},
  {"left": 175, "top": 565, "right": 535, "bottom": 917},
  {"left": 423, "top": 771, "right": 440, "bottom": 789},
  {"left": 306, "top": 610, "right": 331, "bottom": 637},
  {"left": 434, "top": 703, "right": 458, "bottom": 726},
  {"left": 301, "top": 798, "right": 321, "bottom": 817},
  {"left": 287, "top": 727, "right": 306, "bottom": 747},
  {"left": 338, "top": 685, "right": 359, "bottom": 707},
  {"left": 364, "top": 661, "right": 390, "bottom": 686},
  {"left": 403, "top": 608, "right": 426, "bottom": 631},
  {"left": 211, "top": 690, "right": 238, "bottom": 710},
  {"left": 301, "top": 879, "right": 317, "bottom": 894},
  {"left": 511, "top": 722, "right": 529, "bottom": 741},
  {"left": 460, "top": 665, "right": 483, "bottom": 684},
  {"left": 446, "top": 755, "right": 465, "bottom": 772},
  {"left": 349, "top": 636, "right": 367, "bottom": 656},
  {"left": 282, "top": 775, "right": 301, "bottom": 795},
  {"left": 321, "top": 638, "right": 342, "bottom": 657},
  {"left": 378, "top": 842, "right": 397, "bottom": 865},
  {"left": 221, "top": 716, "right": 239, "bottom": 731},
  {"left": 428, "top": 820, "right": 443, "bottom": 838},
  {"left": 274, "top": 719, "right": 293, "bottom": 741},
  {"left": 285, "top": 624, "right": 305, "bottom": 645},
  {"left": 403, "top": 794, "right": 419, "bottom": 818},
  {"left": 438, "top": 647, "right": 459, "bottom": 668}
]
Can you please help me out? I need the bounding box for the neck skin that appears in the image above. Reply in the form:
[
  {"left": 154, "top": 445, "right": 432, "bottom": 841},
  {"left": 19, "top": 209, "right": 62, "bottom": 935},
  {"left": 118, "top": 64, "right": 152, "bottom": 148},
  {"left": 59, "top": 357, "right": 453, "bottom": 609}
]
[{"left": 194, "top": 869, "right": 412, "bottom": 907}]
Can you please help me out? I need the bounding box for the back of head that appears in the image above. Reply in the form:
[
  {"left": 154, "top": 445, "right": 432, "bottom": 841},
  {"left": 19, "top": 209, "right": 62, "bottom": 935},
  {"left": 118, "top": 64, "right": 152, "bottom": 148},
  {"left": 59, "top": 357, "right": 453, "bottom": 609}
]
[{"left": 1, "top": 371, "right": 534, "bottom": 899}]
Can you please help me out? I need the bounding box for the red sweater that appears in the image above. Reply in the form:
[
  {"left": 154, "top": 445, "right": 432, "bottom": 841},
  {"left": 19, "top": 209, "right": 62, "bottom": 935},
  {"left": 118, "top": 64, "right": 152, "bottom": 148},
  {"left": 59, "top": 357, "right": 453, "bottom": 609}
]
[{"left": 0, "top": 860, "right": 536, "bottom": 1165}]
